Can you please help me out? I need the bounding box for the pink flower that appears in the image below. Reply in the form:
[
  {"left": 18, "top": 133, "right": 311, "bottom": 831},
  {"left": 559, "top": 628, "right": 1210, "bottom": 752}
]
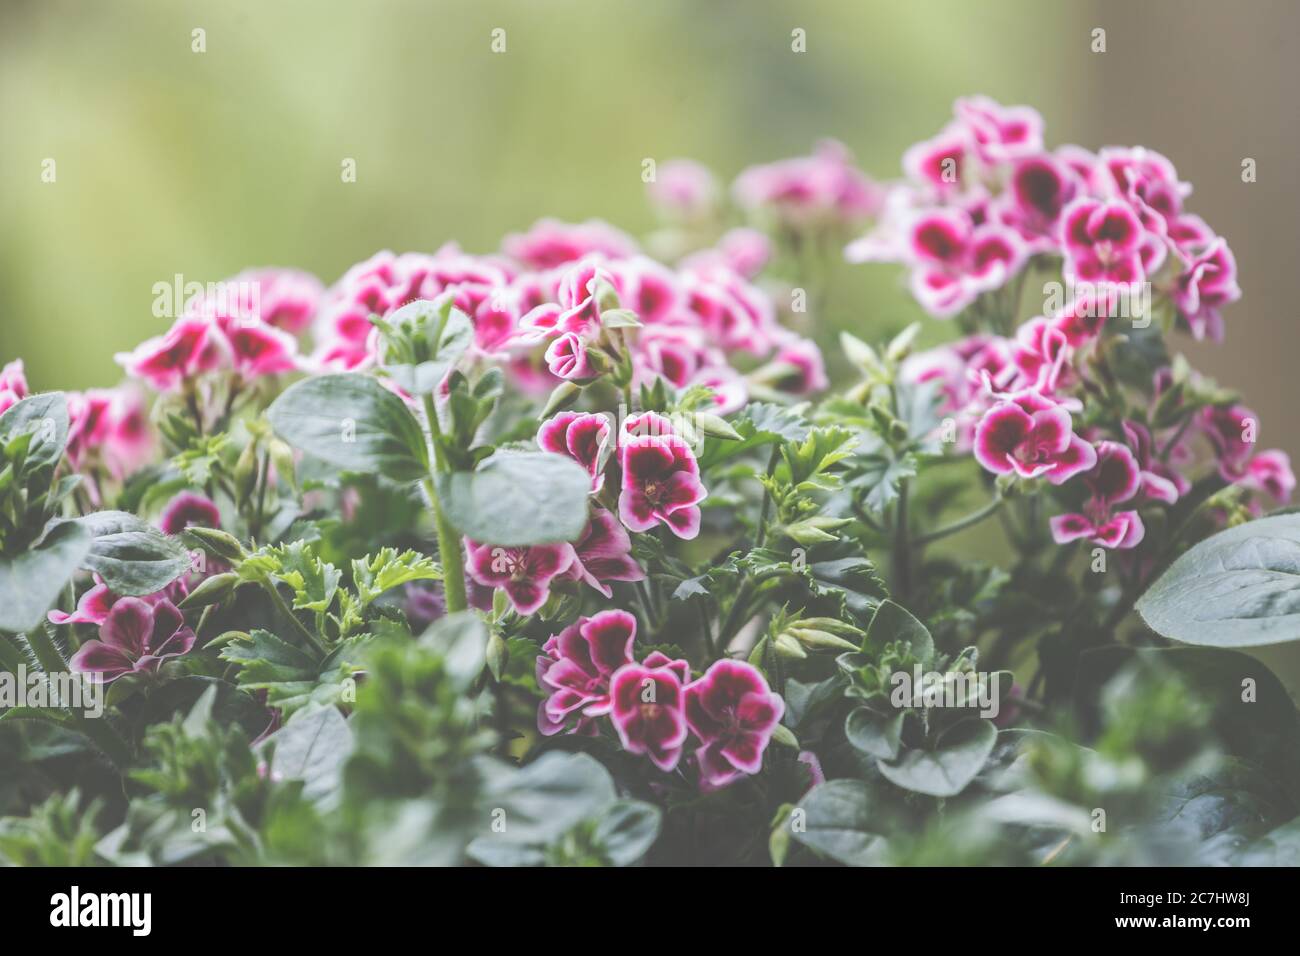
[
  {"left": 1098, "top": 146, "right": 1190, "bottom": 235},
  {"left": 733, "top": 139, "right": 882, "bottom": 226},
  {"left": 1049, "top": 441, "right": 1147, "bottom": 549},
  {"left": 797, "top": 750, "right": 826, "bottom": 791},
  {"left": 973, "top": 391, "right": 1096, "bottom": 483},
  {"left": 537, "top": 411, "right": 613, "bottom": 491},
  {"left": 48, "top": 575, "right": 118, "bottom": 626},
  {"left": 1172, "top": 237, "right": 1240, "bottom": 342},
  {"left": 684, "top": 659, "right": 785, "bottom": 791},
  {"left": 906, "top": 209, "right": 1026, "bottom": 317},
  {"left": 610, "top": 656, "right": 690, "bottom": 771},
  {"left": 465, "top": 539, "right": 575, "bottom": 615},
  {"left": 902, "top": 124, "right": 970, "bottom": 197},
  {"left": 680, "top": 229, "right": 773, "bottom": 281},
  {"left": 502, "top": 219, "right": 637, "bottom": 270},
  {"left": 1231, "top": 450, "right": 1295, "bottom": 504},
  {"left": 681, "top": 268, "right": 776, "bottom": 354},
  {"left": 770, "top": 336, "right": 829, "bottom": 396},
  {"left": 618, "top": 431, "right": 708, "bottom": 540},
  {"left": 160, "top": 491, "right": 221, "bottom": 535},
  {"left": 1060, "top": 198, "right": 1147, "bottom": 285},
  {"left": 1120, "top": 420, "right": 1186, "bottom": 505},
  {"left": 536, "top": 610, "right": 637, "bottom": 735},
  {"left": 0, "top": 359, "right": 29, "bottom": 414},
  {"left": 1001, "top": 154, "right": 1079, "bottom": 249},
  {"left": 312, "top": 250, "right": 443, "bottom": 369},
  {"left": 610, "top": 256, "right": 682, "bottom": 324},
  {"left": 563, "top": 509, "right": 646, "bottom": 598},
  {"left": 1010, "top": 317, "right": 1072, "bottom": 394},
  {"left": 1199, "top": 403, "right": 1257, "bottom": 476},
  {"left": 647, "top": 159, "right": 718, "bottom": 221},
  {"left": 115, "top": 316, "right": 224, "bottom": 391},
  {"left": 954, "top": 96, "right": 1044, "bottom": 164},
  {"left": 544, "top": 331, "right": 596, "bottom": 381},
  {"left": 219, "top": 318, "right": 301, "bottom": 378},
  {"left": 204, "top": 268, "right": 322, "bottom": 335},
  {"left": 68, "top": 597, "right": 196, "bottom": 683},
  {"left": 635, "top": 326, "right": 710, "bottom": 390},
  {"left": 1050, "top": 289, "right": 1122, "bottom": 347}
]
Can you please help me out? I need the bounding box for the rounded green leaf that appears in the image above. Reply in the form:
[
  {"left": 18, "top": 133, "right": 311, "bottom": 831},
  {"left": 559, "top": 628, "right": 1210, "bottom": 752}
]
[
  {"left": 0, "top": 391, "right": 69, "bottom": 468},
  {"left": 73, "top": 510, "right": 191, "bottom": 596},
  {"left": 1137, "top": 514, "right": 1300, "bottom": 647},
  {"left": 876, "top": 717, "right": 997, "bottom": 797},
  {"left": 790, "top": 779, "right": 890, "bottom": 866},
  {"left": 0, "top": 520, "right": 91, "bottom": 632},
  {"left": 436, "top": 452, "right": 591, "bottom": 546},
  {"left": 267, "top": 373, "right": 428, "bottom": 483},
  {"left": 845, "top": 706, "right": 904, "bottom": 760}
]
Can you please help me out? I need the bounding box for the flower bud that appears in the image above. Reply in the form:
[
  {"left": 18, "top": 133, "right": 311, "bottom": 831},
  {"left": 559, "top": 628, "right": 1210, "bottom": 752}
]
[
  {"left": 184, "top": 526, "right": 247, "bottom": 563},
  {"left": 179, "top": 571, "right": 240, "bottom": 609}
]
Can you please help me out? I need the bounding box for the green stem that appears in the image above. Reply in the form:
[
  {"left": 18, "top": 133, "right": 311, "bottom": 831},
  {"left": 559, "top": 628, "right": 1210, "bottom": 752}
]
[
  {"left": 915, "top": 496, "right": 1003, "bottom": 546},
  {"left": 421, "top": 394, "right": 467, "bottom": 614},
  {"left": 892, "top": 479, "right": 912, "bottom": 602},
  {"left": 25, "top": 625, "right": 68, "bottom": 674},
  {"left": 263, "top": 581, "right": 327, "bottom": 656}
]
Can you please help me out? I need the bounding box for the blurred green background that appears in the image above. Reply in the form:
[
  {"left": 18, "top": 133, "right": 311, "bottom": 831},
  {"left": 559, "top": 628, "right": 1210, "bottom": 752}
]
[{"left": 3, "top": 0, "right": 1299, "bottom": 684}]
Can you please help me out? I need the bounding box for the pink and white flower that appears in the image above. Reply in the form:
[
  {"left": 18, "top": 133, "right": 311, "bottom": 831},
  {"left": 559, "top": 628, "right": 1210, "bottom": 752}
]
[
  {"left": 973, "top": 391, "right": 1096, "bottom": 483},
  {"left": 465, "top": 539, "right": 576, "bottom": 615},
  {"left": 563, "top": 509, "right": 646, "bottom": 598},
  {"left": 536, "top": 609, "right": 637, "bottom": 735},
  {"left": 618, "top": 430, "right": 708, "bottom": 540},
  {"left": 610, "top": 655, "right": 690, "bottom": 771},
  {"left": 537, "top": 411, "right": 613, "bottom": 491},
  {"left": 684, "top": 659, "right": 785, "bottom": 791},
  {"left": 1049, "top": 441, "right": 1146, "bottom": 549},
  {"left": 68, "top": 597, "right": 196, "bottom": 683}
]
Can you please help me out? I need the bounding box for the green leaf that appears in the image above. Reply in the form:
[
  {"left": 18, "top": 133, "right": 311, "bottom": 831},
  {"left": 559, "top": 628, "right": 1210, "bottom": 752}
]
[
  {"left": 70, "top": 511, "right": 191, "bottom": 596},
  {"left": 877, "top": 717, "right": 997, "bottom": 797},
  {"left": 376, "top": 299, "right": 473, "bottom": 395},
  {"left": 267, "top": 373, "right": 429, "bottom": 483},
  {"left": 470, "top": 752, "right": 617, "bottom": 849},
  {"left": 417, "top": 611, "right": 487, "bottom": 691},
  {"left": 593, "top": 800, "right": 661, "bottom": 866},
  {"left": 263, "top": 705, "right": 353, "bottom": 805},
  {"left": 436, "top": 451, "right": 591, "bottom": 546},
  {"left": 273, "top": 540, "right": 340, "bottom": 613},
  {"left": 0, "top": 521, "right": 91, "bottom": 632},
  {"left": 351, "top": 548, "right": 441, "bottom": 607},
  {"left": 220, "top": 630, "right": 363, "bottom": 718},
  {"left": 791, "top": 779, "right": 890, "bottom": 866},
  {"left": 1137, "top": 513, "right": 1300, "bottom": 647},
  {"left": 865, "top": 599, "right": 933, "bottom": 662},
  {"left": 848, "top": 451, "right": 918, "bottom": 514},
  {"left": 845, "top": 706, "right": 904, "bottom": 760},
  {"left": 0, "top": 392, "right": 69, "bottom": 469}
]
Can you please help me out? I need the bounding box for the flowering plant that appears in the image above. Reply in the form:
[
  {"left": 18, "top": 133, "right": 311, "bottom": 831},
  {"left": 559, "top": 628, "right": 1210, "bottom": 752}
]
[{"left": 2, "top": 97, "right": 1298, "bottom": 868}]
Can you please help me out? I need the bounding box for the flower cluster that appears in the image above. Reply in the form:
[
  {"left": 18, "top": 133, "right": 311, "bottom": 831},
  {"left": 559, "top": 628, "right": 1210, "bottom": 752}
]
[
  {"left": 851, "top": 95, "right": 1239, "bottom": 339},
  {"left": 307, "top": 221, "right": 824, "bottom": 414},
  {"left": 536, "top": 610, "right": 784, "bottom": 790},
  {"left": 864, "top": 97, "right": 1288, "bottom": 549},
  {"left": 116, "top": 268, "right": 321, "bottom": 391}
]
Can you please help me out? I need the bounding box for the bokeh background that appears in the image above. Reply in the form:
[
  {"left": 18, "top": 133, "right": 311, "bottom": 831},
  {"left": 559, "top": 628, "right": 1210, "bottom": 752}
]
[{"left": 3, "top": 0, "right": 1299, "bottom": 680}]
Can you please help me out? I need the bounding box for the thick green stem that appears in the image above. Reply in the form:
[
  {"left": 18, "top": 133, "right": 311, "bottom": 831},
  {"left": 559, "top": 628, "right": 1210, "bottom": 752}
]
[{"left": 421, "top": 394, "right": 467, "bottom": 614}]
